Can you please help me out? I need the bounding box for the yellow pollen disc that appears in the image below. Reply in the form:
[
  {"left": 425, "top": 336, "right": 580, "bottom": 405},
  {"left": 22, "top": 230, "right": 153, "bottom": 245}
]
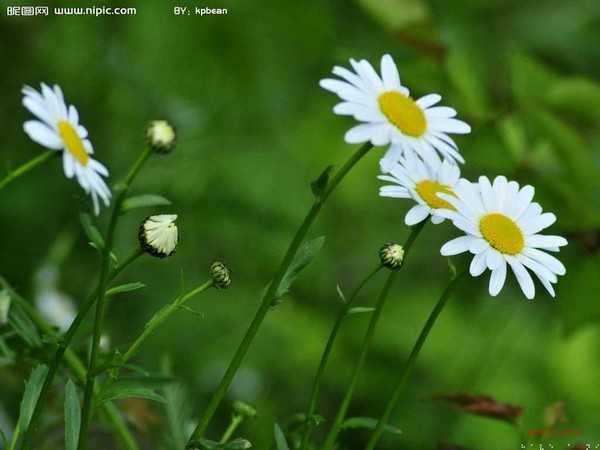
[
  {"left": 57, "top": 120, "right": 89, "bottom": 166},
  {"left": 378, "top": 91, "right": 427, "bottom": 137},
  {"left": 479, "top": 213, "right": 524, "bottom": 255},
  {"left": 415, "top": 180, "right": 456, "bottom": 210}
]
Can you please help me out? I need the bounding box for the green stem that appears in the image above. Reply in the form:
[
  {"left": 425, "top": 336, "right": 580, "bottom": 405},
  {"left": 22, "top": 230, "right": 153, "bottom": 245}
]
[
  {"left": 122, "top": 280, "right": 213, "bottom": 364},
  {"left": 187, "top": 142, "right": 373, "bottom": 445},
  {"left": 21, "top": 248, "right": 143, "bottom": 449},
  {"left": 78, "top": 148, "right": 152, "bottom": 450},
  {"left": 321, "top": 222, "right": 425, "bottom": 450},
  {"left": 298, "top": 265, "right": 382, "bottom": 450},
  {"left": 364, "top": 269, "right": 467, "bottom": 450},
  {"left": 0, "top": 277, "right": 139, "bottom": 450},
  {"left": 0, "top": 150, "right": 56, "bottom": 192},
  {"left": 219, "top": 415, "right": 243, "bottom": 444}
]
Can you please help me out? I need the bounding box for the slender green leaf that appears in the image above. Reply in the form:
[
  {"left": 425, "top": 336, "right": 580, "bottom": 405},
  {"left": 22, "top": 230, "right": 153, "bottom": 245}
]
[
  {"left": 17, "top": 365, "right": 49, "bottom": 432},
  {"left": 0, "top": 290, "right": 10, "bottom": 325},
  {"left": 274, "top": 236, "right": 325, "bottom": 300},
  {"left": 80, "top": 213, "right": 104, "bottom": 249},
  {"left": 224, "top": 438, "right": 252, "bottom": 449},
  {"left": 346, "top": 307, "right": 375, "bottom": 316},
  {"left": 106, "top": 282, "right": 146, "bottom": 297},
  {"left": 7, "top": 300, "right": 41, "bottom": 347},
  {"left": 310, "top": 165, "right": 334, "bottom": 198},
  {"left": 98, "top": 378, "right": 169, "bottom": 405},
  {"left": 64, "top": 379, "right": 80, "bottom": 450},
  {"left": 273, "top": 423, "right": 290, "bottom": 450},
  {"left": 121, "top": 194, "right": 172, "bottom": 213},
  {"left": 340, "top": 416, "right": 402, "bottom": 435}
]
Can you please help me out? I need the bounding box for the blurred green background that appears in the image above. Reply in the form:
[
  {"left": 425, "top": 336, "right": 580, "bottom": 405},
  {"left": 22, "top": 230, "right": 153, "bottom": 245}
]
[{"left": 1, "top": 0, "right": 600, "bottom": 448}]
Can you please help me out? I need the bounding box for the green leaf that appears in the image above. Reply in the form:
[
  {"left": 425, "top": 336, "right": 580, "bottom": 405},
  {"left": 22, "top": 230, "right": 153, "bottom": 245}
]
[
  {"left": 336, "top": 284, "right": 347, "bottom": 304},
  {"left": 98, "top": 379, "right": 167, "bottom": 405},
  {"left": 64, "top": 379, "right": 81, "bottom": 450},
  {"left": 8, "top": 300, "right": 41, "bottom": 347},
  {"left": 446, "top": 46, "right": 491, "bottom": 119},
  {"left": 224, "top": 438, "right": 252, "bottom": 449},
  {"left": 0, "top": 290, "right": 10, "bottom": 326},
  {"left": 346, "top": 307, "right": 375, "bottom": 316},
  {"left": 80, "top": 213, "right": 105, "bottom": 249},
  {"left": 310, "top": 165, "right": 334, "bottom": 199},
  {"left": 16, "top": 365, "right": 48, "bottom": 433},
  {"left": 273, "top": 423, "right": 290, "bottom": 450},
  {"left": 355, "top": 0, "right": 429, "bottom": 30},
  {"left": 163, "top": 383, "right": 189, "bottom": 449},
  {"left": 121, "top": 194, "right": 172, "bottom": 213},
  {"left": 274, "top": 236, "right": 326, "bottom": 301},
  {"left": 187, "top": 439, "right": 219, "bottom": 449},
  {"left": 546, "top": 77, "right": 600, "bottom": 123},
  {"left": 106, "top": 282, "right": 146, "bottom": 297},
  {"left": 340, "top": 417, "right": 402, "bottom": 435}
]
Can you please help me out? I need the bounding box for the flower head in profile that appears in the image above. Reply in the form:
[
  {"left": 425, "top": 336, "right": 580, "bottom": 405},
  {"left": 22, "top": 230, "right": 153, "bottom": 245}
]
[
  {"left": 146, "top": 120, "right": 176, "bottom": 154},
  {"left": 22, "top": 83, "right": 110, "bottom": 215},
  {"left": 437, "top": 176, "right": 567, "bottom": 299},
  {"left": 378, "top": 150, "right": 460, "bottom": 225},
  {"left": 139, "top": 214, "right": 179, "bottom": 258},
  {"left": 320, "top": 54, "right": 470, "bottom": 164}
]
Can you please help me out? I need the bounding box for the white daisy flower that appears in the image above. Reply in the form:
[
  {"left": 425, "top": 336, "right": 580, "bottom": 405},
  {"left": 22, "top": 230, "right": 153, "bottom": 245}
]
[
  {"left": 378, "top": 149, "right": 460, "bottom": 225},
  {"left": 138, "top": 214, "right": 179, "bottom": 258},
  {"left": 437, "top": 176, "right": 567, "bottom": 299},
  {"left": 319, "top": 54, "right": 471, "bottom": 164},
  {"left": 22, "top": 83, "right": 111, "bottom": 215}
]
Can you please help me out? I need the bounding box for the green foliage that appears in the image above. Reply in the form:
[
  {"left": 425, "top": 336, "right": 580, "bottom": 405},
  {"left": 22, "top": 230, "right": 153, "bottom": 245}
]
[
  {"left": 64, "top": 379, "right": 81, "bottom": 450},
  {"left": 10, "top": 365, "right": 48, "bottom": 448},
  {"left": 121, "top": 194, "right": 172, "bottom": 213},
  {"left": 273, "top": 423, "right": 290, "bottom": 450},
  {"left": 106, "top": 282, "right": 146, "bottom": 297},
  {"left": 340, "top": 416, "right": 402, "bottom": 435},
  {"left": 98, "top": 378, "right": 168, "bottom": 405}
]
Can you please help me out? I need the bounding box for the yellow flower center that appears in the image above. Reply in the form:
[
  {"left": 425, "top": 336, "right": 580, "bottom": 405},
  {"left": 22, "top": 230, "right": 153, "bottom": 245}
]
[
  {"left": 479, "top": 213, "right": 524, "bottom": 255},
  {"left": 415, "top": 180, "right": 456, "bottom": 210},
  {"left": 378, "top": 91, "right": 427, "bottom": 137},
  {"left": 57, "top": 120, "right": 89, "bottom": 166}
]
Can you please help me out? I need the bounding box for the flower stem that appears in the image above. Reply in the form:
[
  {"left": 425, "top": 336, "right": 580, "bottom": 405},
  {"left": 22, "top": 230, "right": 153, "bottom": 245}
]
[
  {"left": 122, "top": 280, "right": 214, "bottom": 364},
  {"left": 364, "top": 268, "right": 467, "bottom": 450},
  {"left": 321, "top": 222, "right": 425, "bottom": 450},
  {"left": 78, "top": 148, "right": 152, "bottom": 450},
  {"left": 0, "top": 276, "right": 139, "bottom": 450},
  {"left": 187, "top": 142, "right": 373, "bottom": 445},
  {"left": 0, "top": 150, "right": 56, "bottom": 192},
  {"left": 298, "top": 265, "right": 383, "bottom": 450}
]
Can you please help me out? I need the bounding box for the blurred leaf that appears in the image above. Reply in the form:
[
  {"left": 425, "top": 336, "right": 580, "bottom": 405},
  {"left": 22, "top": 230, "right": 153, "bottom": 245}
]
[
  {"left": 310, "top": 165, "right": 333, "bottom": 199},
  {"left": 497, "top": 115, "right": 527, "bottom": 163},
  {"left": 346, "top": 307, "right": 375, "bottom": 316},
  {"left": 187, "top": 439, "right": 220, "bottom": 449},
  {"left": 273, "top": 423, "right": 290, "bottom": 450},
  {"left": 121, "top": 194, "right": 172, "bottom": 213},
  {"left": 546, "top": 78, "right": 600, "bottom": 123},
  {"left": 510, "top": 53, "right": 560, "bottom": 106},
  {"left": 559, "top": 254, "right": 600, "bottom": 334},
  {"left": 432, "top": 393, "right": 522, "bottom": 423},
  {"left": 0, "top": 290, "right": 10, "bottom": 325},
  {"left": 336, "top": 284, "right": 347, "bottom": 303},
  {"left": 224, "top": 438, "right": 252, "bottom": 449},
  {"left": 8, "top": 300, "right": 41, "bottom": 347},
  {"left": 98, "top": 378, "right": 167, "bottom": 405},
  {"left": 355, "top": 0, "right": 429, "bottom": 30},
  {"left": 106, "top": 282, "right": 146, "bottom": 297},
  {"left": 543, "top": 401, "right": 567, "bottom": 429},
  {"left": 64, "top": 379, "right": 81, "bottom": 450},
  {"left": 274, "top": 236, "right": 326, "bottom": 301},
  {"left": 164, "top": 383, "right": 191, "bottom": 449},
  {"left": 446, "top": 47, "right": 491, "bottom": 119},
  {"left": 80, "top": 213, "right": 105, "bottom": 249},
  {"left": 340, "top": 417, "right": 402, "bottom": 435},
  {"left": 16, "top": 365, "right": 48, "bottom": 434}
]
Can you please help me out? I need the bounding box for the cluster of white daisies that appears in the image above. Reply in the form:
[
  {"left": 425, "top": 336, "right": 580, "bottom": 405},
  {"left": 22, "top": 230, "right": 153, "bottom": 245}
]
[{"left": 321, "top": 54, "right": 567, "bottom": 300}]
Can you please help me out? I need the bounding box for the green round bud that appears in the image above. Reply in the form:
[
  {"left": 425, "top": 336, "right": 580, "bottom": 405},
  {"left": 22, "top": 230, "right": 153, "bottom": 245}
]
[
  {"left": 210, "top": 261, "right": 231, "bottom": 289},
  {"left": 146, "top": 120, "right": 176, "bottom": 154},
  {"left": 379, "top": 243, "right": 404, "bottom": 270},
  {"left": 232, "top": 400, "right": 257, "bottom": 419}
]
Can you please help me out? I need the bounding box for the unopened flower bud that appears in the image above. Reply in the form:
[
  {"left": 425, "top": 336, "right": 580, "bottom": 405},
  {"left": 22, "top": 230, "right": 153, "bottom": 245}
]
[
  {"left": 210, "top": 261, "right": 231, "bottom": 289},
  {"left": 233, "top": 400, "right": 257, "bottom": 419},
  {"left": 139, "top": 214, "right": 178, "bottom": 258},
  {"left": 379, "top": 243, "right": 404, "bottom": 270},
  {"left": 146, "top": 120, "right": 176, "bottom": 154}
]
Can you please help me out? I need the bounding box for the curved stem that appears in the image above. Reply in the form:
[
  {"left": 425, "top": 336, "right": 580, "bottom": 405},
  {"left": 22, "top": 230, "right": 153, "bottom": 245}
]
[
  {"left": 122, "top": 280, "right": 213, "bottom": 364},
  {"left": 0, "top": 276, "right": 139, "bottom": 450},
  {"left": 321, "top": 222, "right": 425, "bottom": 450},
  {"left": 187, "top": 143, "right": 373, "bottom": 445},
  {"left": 78, "top": 148, "right": 152, "bottom": 450},
  {"left": 364, "top": 269, "right": 467, "bottom": 450},
  {"left": 298, "top": 265, "right": 382, "bottom": 450},
  {"left": 0, "top": 150, "right": 56, "bottom": 192},
  {"left": 219, "top": 415, "right": 243, "bottom": 444}
]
